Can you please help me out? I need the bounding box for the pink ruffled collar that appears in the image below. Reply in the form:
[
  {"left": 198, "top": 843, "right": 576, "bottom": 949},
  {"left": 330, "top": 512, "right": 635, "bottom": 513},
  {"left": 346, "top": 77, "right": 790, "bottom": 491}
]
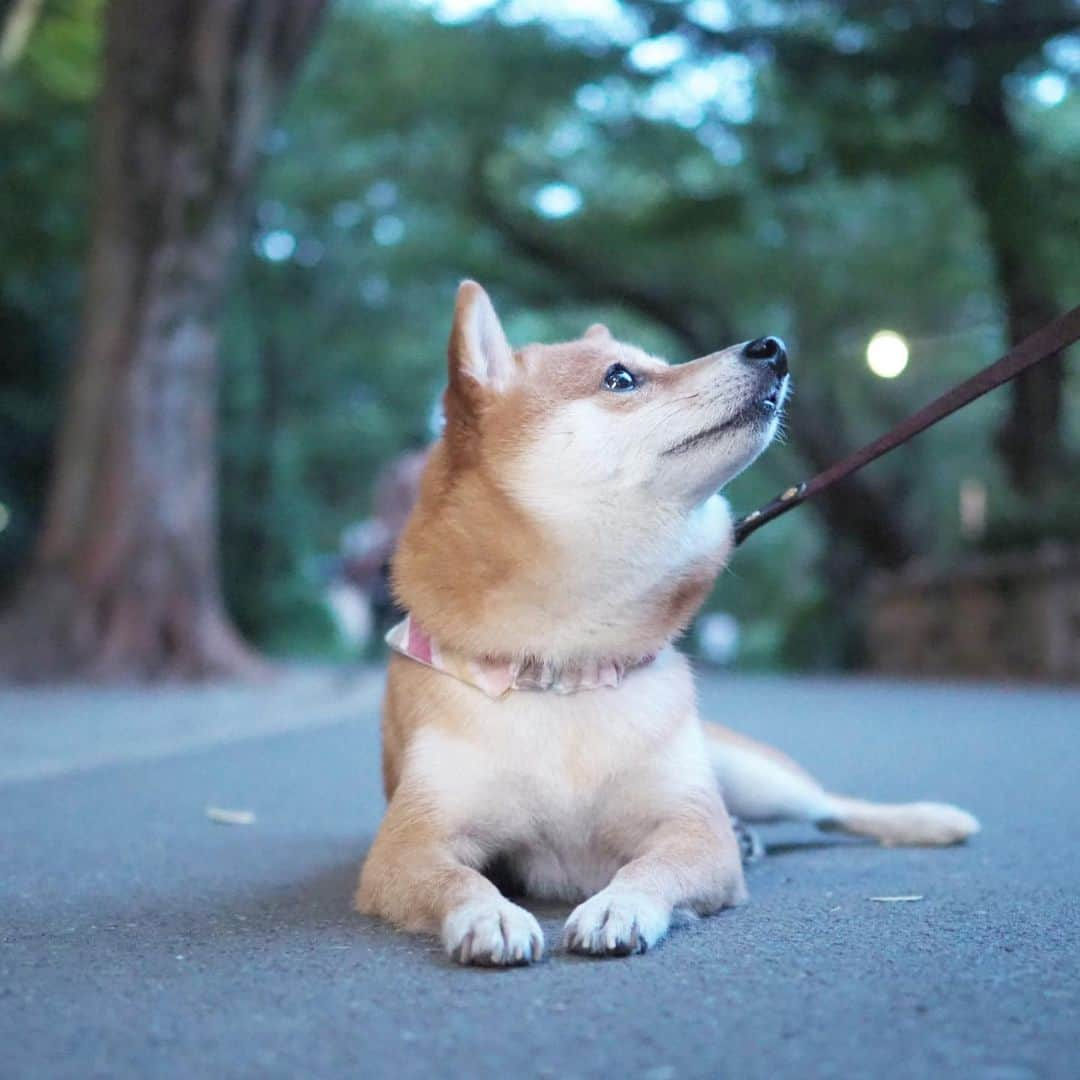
[{"left": 385, "top": 614, "right": 655, "bottom": 699}]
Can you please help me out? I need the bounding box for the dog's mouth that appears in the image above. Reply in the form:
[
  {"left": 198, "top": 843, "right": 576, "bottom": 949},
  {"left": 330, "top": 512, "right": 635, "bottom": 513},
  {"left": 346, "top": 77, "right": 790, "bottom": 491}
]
[{"left": 663, "top": 382, "right": 786, "bottom": 457}]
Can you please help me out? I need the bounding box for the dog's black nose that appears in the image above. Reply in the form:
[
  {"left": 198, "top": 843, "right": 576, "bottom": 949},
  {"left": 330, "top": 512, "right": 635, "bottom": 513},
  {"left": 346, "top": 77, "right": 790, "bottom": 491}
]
[{"left": 743, "top": 336, "right": 788, "bottom": 378}]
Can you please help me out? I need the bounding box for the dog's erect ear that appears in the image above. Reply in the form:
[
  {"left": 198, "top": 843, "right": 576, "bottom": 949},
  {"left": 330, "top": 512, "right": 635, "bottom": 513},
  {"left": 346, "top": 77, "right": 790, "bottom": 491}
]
[
  {"left": 584, "top": 323, "right": 611, "bottom": 341},
  {"left": 448, "top": 281, "right": 515, "bottom": 393}
]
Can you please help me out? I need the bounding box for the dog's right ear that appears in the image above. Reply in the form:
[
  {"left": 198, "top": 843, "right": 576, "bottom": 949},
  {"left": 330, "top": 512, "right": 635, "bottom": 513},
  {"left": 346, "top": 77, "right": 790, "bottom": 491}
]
[{"left": 448, "top": 281, "right": 515, "bottom": 396}]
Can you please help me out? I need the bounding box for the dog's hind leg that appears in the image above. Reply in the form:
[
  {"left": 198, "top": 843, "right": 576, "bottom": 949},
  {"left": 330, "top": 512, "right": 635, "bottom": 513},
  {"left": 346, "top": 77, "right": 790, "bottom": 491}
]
[{"left": 704, "top": 722, "right": 980, "bottom": 847}]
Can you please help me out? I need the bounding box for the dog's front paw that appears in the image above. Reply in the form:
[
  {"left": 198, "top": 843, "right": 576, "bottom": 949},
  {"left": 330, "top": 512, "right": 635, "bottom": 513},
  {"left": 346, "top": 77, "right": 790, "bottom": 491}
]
[
  {"left": 563, "top": 887, "right": 670, "bottom": 957},
  {"left": 442, "top": 897, "right": 544, "bottom": 967}
]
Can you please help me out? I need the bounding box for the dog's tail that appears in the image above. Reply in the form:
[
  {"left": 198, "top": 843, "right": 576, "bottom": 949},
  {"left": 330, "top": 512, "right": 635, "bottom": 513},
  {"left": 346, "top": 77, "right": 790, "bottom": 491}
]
[
  {"left": 704, "top": 723, "right": 980, "bottom": 847},
  {"left": 813, "top": 795, "right": 981, "bottom": 847}
]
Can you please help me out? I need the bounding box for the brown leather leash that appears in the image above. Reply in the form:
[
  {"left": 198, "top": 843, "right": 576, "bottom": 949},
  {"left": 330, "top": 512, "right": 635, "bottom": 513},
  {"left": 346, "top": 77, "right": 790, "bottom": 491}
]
[{"left": 734, "top": 304, "right": 1080, "bottom": 546}]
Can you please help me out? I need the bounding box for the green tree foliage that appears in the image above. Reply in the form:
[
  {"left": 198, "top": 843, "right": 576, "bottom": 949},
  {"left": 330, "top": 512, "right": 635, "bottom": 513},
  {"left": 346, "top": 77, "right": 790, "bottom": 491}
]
[
  {"left": 2, "top": 0, "right": 1077, "bottom": 667},
  {"left": 0, "top": 0, "right": 101, "bottom": 586}
]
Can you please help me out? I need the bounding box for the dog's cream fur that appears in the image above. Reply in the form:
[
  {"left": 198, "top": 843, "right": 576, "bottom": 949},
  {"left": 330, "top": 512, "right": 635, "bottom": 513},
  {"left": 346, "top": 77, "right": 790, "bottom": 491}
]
[{"left": 355, "top": 282, "right": 979, "bottom": 966}]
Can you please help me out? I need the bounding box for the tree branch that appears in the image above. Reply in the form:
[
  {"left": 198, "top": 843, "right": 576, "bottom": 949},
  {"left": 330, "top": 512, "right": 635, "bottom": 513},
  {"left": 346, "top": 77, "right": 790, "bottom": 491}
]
[
  {"left": 468, "top": 152, "right": 915, "bottom": 567},
  {"left": 467, "top": 154, "right": 714, "bottom": 348},
  {"left": 0, "top": 0, "right": 44, "bottom": 70}
]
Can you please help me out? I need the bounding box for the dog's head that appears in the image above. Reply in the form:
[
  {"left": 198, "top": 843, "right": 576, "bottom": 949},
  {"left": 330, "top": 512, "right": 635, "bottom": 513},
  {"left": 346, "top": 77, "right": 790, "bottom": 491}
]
[
  {"left": 395, "top": 281, "right": 789, "bottom": 660},
  {"left": 444, "top": 280, "right": 788, "bottom": 516}
]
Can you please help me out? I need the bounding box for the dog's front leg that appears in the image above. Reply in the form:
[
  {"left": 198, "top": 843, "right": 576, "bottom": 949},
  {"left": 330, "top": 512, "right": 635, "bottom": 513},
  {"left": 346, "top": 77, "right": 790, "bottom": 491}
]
[
  {"left": 564, "top": 794, "right": 747, "bottom": 957},
  {"left": 355, "top": 790, "right": 543, "bottom": 967}
]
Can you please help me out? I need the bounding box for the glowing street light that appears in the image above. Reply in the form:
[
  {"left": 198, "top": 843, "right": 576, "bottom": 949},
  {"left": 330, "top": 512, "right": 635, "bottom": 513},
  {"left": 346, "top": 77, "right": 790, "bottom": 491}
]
[{"left": 866, "top": 330, "right": 909, "bottom": 378}]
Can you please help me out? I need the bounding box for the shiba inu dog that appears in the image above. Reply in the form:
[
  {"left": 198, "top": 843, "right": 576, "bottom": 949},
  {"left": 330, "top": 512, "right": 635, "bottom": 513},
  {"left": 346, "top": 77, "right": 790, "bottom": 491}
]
[{"left": 355, "top": 281, "right": 979, "bottom": 966}]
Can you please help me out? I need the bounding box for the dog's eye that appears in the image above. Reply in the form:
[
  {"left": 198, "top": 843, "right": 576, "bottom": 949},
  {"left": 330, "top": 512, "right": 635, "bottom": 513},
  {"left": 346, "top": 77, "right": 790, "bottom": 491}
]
[{"left": 603, "top": 364, "right": 638, "bottom": 392}]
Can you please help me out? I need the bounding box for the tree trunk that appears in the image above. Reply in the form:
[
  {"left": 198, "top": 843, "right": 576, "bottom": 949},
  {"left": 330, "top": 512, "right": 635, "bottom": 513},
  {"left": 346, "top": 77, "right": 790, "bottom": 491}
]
[
  {"left": 0, "top": 0, "right": 326, "bottom": 681},
  {"left": 961, "top": 65, "right": 1069, "bottom": 496}
]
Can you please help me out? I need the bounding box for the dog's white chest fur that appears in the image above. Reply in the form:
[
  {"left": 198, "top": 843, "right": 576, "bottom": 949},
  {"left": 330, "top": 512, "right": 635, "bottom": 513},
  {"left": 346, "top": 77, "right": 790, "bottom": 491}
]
[{"left": 402, "top": 648, "right": 712, "bottom": 901}]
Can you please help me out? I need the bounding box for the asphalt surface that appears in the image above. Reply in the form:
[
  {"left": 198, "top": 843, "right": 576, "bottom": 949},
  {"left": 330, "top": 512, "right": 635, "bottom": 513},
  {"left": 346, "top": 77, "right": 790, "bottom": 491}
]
[{"left": 2, "top": 671, "right": 1078, "bottom": 1080}]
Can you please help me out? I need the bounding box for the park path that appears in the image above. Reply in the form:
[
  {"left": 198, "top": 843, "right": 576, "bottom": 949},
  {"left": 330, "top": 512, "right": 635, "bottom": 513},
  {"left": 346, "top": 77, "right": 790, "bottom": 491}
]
[{"left": 2, "top": 671, "right": 1078, "bottom": 1079}]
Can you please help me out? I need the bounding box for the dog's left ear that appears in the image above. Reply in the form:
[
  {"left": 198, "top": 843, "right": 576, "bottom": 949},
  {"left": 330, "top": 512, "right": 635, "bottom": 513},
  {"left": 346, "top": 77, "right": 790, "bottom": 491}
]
[
  {"left": 584, "top": 323, "right": 611, "bottom": 341},
  {"left": 448, "top": 280, "right": 515, "bottom": 394}
]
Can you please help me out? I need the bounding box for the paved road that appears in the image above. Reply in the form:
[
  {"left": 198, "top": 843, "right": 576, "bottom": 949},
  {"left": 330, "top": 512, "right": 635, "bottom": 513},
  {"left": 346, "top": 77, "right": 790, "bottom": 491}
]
[{"left": 2, "top": 672, "right": 1078, "bottom": 1079}]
